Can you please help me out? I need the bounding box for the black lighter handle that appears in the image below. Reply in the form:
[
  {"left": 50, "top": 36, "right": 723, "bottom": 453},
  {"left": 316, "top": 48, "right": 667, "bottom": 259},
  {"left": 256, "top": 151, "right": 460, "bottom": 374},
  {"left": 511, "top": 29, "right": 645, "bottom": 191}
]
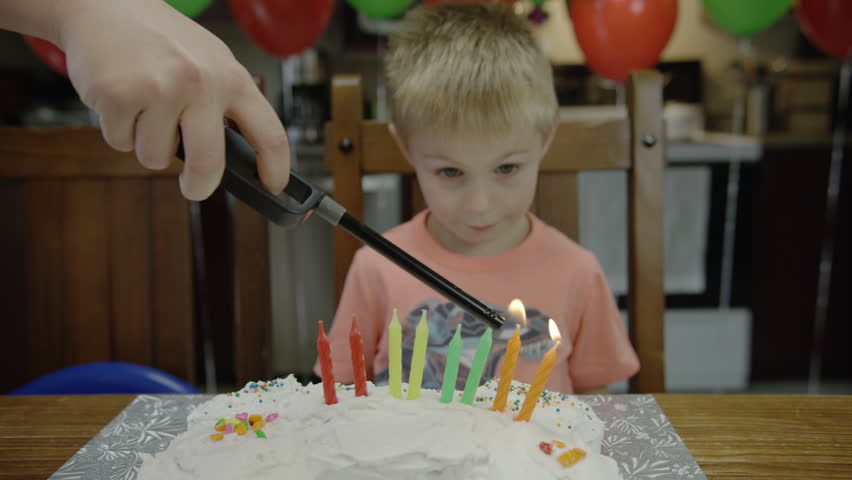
[
  {"left": 177, "top": 128, "right": 505, "bottom": 330},
  {"left": 336, "top": 212, "right": 506, "bottom": 330},
  {"left": 175, "top": 127, "right": 326, "bottom": 228}
]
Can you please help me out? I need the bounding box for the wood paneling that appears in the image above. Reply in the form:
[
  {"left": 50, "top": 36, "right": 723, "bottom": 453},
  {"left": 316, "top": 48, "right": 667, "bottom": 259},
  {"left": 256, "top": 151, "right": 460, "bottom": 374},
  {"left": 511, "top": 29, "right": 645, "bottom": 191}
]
[
  {"left": 233, "top": 199, "right": 271, "bottom": 384},
  {"left": 0, "top": 127, "right": 181, "bottom": 178},
  {"left": 24, "top": 181, "right": 69, "bottom": 380},
  {"left": 151, "top": 178, "right": 195, "bottom": 383},
  {"left": 108, "top": 179, "right": 153, "bottom": 365},
  {"left": 1, "top": 125, "right": 272, "bottom": 393},
  {"left": 0, "top": 180, "right": 27, "bottom": 392},
  {"left": 65, "top": 180, "right": 111, "bottom": 364}
]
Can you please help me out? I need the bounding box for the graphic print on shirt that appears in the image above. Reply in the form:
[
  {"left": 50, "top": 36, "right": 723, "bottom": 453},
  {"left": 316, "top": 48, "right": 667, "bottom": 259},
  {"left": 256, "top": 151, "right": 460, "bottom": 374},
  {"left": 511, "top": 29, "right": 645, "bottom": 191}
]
[{"left": 374, "top": 299, "right": 565, "bottom": 390}]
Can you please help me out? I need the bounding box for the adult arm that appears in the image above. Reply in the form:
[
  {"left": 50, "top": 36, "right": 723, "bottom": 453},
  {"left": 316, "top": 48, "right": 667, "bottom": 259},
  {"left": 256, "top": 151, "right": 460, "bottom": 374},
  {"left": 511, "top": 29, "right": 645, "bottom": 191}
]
[{"left": 0, "top": 0, "right": 290, "bottom": 200}]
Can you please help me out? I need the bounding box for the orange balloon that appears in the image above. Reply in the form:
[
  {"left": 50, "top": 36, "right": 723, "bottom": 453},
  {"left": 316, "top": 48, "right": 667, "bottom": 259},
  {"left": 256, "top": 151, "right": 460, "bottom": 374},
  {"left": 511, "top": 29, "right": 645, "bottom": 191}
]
[{"left": 570, "top": 0, "right": 677, "bottom": 83}]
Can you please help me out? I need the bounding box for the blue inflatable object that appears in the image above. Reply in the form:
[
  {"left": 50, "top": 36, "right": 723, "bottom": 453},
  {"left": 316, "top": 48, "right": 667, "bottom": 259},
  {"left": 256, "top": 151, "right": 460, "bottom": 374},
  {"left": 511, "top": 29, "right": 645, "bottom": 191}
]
[{"left": 8, "top": 361, "right": 200, "bottom": 395}]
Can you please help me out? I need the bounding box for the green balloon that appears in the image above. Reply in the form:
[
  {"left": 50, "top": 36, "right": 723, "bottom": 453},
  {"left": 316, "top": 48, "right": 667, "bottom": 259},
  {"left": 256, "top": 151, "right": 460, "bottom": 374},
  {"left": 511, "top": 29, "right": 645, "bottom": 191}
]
[
  {"left": 702, "top": 0, "right": 794, "bottom": 37},
  {"left": 166, "top": 0, "right": 215, "bottom": 18},
  {"left": 347, "top": 0, "right": 416, "bottom": 19}
]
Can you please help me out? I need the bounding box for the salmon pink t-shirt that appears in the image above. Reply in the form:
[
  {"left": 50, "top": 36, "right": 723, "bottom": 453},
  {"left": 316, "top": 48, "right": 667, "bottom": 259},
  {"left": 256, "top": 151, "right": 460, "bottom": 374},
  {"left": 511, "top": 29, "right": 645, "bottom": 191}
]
[{"left": 314, "top": 211, "right": 639, "bottom": 394}]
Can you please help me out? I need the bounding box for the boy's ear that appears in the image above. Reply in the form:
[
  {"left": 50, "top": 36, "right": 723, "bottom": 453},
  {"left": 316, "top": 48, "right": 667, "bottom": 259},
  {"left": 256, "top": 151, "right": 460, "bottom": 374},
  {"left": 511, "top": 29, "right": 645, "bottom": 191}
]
[{"left": 388, "top": 123, "right": 413, "bottom": 165}]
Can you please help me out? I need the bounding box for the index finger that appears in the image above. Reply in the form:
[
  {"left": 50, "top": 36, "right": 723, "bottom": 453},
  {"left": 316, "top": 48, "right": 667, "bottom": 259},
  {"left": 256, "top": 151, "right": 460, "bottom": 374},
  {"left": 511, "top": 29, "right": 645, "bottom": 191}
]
[{"left": 226, "top": 85, "right": 291, "bottom": 194}]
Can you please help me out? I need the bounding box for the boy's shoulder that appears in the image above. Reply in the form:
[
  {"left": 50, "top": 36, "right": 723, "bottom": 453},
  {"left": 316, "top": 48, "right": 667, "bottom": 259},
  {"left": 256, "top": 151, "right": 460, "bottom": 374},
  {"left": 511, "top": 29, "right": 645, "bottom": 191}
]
[
  {"left": 529, "top": 215, "right": 602, "bottom": 273},
  {"left": 382, "top": 216, "right": 422, "bottom": 245}
]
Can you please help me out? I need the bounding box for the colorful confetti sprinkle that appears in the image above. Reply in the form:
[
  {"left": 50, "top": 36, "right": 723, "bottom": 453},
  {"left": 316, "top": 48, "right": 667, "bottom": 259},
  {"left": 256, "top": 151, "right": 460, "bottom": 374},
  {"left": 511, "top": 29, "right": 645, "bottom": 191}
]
[{"left": 557, "top": 448, "right": 586, "bottom": 467}]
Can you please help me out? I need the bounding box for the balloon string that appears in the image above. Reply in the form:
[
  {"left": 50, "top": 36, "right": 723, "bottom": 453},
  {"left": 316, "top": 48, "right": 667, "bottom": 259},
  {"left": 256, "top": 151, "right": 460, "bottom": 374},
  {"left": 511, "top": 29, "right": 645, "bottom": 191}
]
[
  {"left": 808, "top": 59, "right": 851, "bottom": 394},
  {"left": 719, "top": 38, "right": 750, "bottom": 308}
]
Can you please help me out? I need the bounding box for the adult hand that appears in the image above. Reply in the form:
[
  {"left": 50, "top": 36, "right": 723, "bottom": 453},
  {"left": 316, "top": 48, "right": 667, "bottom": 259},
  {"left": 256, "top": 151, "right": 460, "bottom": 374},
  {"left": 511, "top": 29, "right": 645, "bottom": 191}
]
[{"left": 58, "top": 0, "right": 290, "bottom": 200}]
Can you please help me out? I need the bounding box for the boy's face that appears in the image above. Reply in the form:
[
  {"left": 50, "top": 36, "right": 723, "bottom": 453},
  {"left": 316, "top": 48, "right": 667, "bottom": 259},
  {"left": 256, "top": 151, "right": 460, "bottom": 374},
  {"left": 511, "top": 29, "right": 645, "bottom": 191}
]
[{"left": 391, "top": 124, "right": 554, "bottom": 255}]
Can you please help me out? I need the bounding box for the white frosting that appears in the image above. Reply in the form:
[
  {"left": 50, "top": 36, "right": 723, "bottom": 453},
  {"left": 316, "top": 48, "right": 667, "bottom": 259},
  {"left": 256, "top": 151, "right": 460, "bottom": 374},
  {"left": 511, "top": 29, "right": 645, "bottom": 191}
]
[{"left": 139, "top": 376, "right": 621, "bottom": 480}]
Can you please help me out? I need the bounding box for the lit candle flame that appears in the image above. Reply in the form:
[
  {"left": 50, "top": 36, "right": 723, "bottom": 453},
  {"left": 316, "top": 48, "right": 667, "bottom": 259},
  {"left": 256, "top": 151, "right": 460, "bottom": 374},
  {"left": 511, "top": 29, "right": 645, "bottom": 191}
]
[
  {"left": 548, "top": 319, "right": 561, "bottom": 343},
  {"left": 508, "top": 299, "right": 527, "bottom": 326},
  {"left": 515, "top": 318, "right": 561, "bottom": 422}
]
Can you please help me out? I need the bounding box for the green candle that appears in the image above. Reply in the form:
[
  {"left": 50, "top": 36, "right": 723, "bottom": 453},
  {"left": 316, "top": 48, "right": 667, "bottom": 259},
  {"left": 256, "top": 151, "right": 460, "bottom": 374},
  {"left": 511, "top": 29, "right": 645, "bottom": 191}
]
[
  {"left": 407, "top": 310, "right": 429, "bottom": 400},
  {"left": 461, "top": 328, "right": 493, "bottom": 405},
  {"left": 389, "top": 309, "right": 402, "bottom": 399},
  {"left": 440, "top": 325, "right": 463, "bottom": 403}
]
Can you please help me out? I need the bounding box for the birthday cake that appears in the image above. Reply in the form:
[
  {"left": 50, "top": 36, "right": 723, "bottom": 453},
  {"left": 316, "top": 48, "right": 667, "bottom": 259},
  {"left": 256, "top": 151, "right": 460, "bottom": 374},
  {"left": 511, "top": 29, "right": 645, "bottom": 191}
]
[{"left": 139, "top": 376, "right": 622, "bottom": 479}]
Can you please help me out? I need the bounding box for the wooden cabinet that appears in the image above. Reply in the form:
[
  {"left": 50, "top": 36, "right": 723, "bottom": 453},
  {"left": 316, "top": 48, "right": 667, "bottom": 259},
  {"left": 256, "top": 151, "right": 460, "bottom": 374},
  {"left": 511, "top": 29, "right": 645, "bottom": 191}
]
[{"left": 749, "top": 139, "right": 851, "bottom": 381}]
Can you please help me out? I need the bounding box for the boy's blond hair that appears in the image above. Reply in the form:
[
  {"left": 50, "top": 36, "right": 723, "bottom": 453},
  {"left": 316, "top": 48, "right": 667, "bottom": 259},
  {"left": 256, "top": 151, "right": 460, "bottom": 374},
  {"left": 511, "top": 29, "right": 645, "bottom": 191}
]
[{"left": 385, "top": 3, "right": 557, "bottom": 141}]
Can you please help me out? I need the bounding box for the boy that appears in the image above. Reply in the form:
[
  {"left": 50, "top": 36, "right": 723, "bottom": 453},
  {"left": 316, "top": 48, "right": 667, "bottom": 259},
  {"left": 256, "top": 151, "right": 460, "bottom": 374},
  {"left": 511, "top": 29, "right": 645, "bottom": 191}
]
[{"left": 316, "top": 3, "right": 638, "bottom": 394}]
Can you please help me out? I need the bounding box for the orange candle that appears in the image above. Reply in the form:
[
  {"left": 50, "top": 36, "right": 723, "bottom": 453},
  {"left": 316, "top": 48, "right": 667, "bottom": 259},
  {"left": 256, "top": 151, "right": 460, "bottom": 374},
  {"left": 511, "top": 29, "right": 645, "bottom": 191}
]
[
  {"left": 350, "top": 315, "right": 368, "bottom": 397},
  {"left": 515, "top": 319, "right": 561, "bottom": 422},
  {"left": 317, "top": 320, "right": 338, "bottom": 405},
  {"left": 493, "top": 299, "right": 527, "bottom": 412},
  {"left": 492, "top": 324, "right": 521, "bottom": 412}
]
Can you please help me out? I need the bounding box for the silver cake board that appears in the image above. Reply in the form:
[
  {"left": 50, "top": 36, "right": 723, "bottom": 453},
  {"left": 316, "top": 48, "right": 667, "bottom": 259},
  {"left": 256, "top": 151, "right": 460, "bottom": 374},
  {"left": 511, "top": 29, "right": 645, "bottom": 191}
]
[{"left": 50, "top": 394, "right": 706, "bottom": 480}]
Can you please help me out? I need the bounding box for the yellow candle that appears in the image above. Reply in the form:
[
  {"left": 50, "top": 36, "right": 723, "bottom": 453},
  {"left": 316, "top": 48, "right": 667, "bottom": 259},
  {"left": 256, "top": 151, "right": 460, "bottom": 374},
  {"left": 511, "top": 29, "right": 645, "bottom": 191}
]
[
  {"left": 515, "top": 319, "right": 561, "bottom": 422},
  {"left": 389, "top": 309, "right": 402, "bottom": 399},
  {"left": 492, "top": 324, "right": 520, "bottom": 412},
  {"left": 407, "top": 310, "right": 429, "bottom": 399}
]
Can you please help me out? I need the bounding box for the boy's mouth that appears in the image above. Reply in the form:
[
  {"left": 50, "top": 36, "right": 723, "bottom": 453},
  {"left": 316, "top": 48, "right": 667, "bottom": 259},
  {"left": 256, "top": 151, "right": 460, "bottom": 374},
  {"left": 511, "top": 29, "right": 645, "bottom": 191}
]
[{"left": 468, "top": 224, "right": 495, "bottom": 232}]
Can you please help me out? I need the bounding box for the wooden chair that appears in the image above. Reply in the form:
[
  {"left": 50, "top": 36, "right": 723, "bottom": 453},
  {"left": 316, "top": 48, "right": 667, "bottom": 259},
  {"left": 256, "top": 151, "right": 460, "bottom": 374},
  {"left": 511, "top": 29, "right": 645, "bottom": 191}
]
[
  {"left": 0, "top": 126, "right": 271, "bottom": 393},
  {"left": 326, "top": 71, "right": 666, "bottom": 393}
]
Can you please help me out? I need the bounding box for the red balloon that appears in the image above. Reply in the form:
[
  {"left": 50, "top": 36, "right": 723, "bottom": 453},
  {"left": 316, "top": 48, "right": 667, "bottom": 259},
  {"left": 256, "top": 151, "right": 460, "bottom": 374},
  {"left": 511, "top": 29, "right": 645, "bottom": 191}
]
[
  {"left": 570, "top": 0, "right": 677, "bottom": 83},
  {"left": 795, "top": 0, "right": 852, "bottom": 60},
  {"left": 422, "top": 0, "right": 515, "bottom": 6},
  {"left": 23, "top": 35, "right": 68, "bottom": 77},
  {"left": 228, "top": 0, "right": 335, "bottom": 58}
]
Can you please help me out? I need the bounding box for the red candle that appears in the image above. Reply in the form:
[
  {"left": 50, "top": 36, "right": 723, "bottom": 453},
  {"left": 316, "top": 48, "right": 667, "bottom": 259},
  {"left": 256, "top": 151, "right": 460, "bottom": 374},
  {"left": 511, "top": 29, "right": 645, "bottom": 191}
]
[
  {"left": 350, "top": 315, "right": 368, "bottom": 397},
  {"left": 317, "top": 321, "right": 338, "bottom": 405}
]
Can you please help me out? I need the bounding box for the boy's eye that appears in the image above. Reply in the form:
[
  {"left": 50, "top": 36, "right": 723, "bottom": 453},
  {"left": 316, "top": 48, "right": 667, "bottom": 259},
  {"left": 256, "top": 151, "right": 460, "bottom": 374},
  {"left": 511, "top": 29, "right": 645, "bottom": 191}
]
[
  {"left": 495, "top": 164, "right": 519, "bottom": 175},
  {"left": 437, "top": 167, "right": 463, "bottom": 178}
]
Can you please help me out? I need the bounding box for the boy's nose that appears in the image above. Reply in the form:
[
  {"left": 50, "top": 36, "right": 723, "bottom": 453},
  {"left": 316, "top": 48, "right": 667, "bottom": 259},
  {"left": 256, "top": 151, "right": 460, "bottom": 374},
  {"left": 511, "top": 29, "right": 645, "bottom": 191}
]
[{"left": 465, "top": 182, "right": 492, "bottom": 214}]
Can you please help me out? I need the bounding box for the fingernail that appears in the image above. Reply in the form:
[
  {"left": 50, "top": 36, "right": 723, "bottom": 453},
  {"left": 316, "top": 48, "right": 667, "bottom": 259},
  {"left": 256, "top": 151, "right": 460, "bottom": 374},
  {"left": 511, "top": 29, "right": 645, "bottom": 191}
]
[{"left": 179, "top": 173, "right": 217, "bottom": 201}]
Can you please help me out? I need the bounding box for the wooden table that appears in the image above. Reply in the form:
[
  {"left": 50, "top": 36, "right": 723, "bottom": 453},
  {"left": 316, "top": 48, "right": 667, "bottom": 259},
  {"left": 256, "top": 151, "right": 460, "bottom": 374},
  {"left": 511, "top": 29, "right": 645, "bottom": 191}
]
[{"left": 1, "top": 394, "right": 850, "bottom": 479}]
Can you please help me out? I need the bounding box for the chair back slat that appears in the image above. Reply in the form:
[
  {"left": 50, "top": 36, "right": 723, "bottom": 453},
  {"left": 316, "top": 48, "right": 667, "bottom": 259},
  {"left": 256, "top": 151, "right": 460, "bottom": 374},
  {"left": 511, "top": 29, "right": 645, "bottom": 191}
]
[
  {"left": 0, "top": 126, "right": 272, "bottom": 392},
  {"left": 533, "top": 172, "right": 579, "bottom": 241},
  {"left": 626, "top": 71, "right": 667, "bottom": 394}
]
